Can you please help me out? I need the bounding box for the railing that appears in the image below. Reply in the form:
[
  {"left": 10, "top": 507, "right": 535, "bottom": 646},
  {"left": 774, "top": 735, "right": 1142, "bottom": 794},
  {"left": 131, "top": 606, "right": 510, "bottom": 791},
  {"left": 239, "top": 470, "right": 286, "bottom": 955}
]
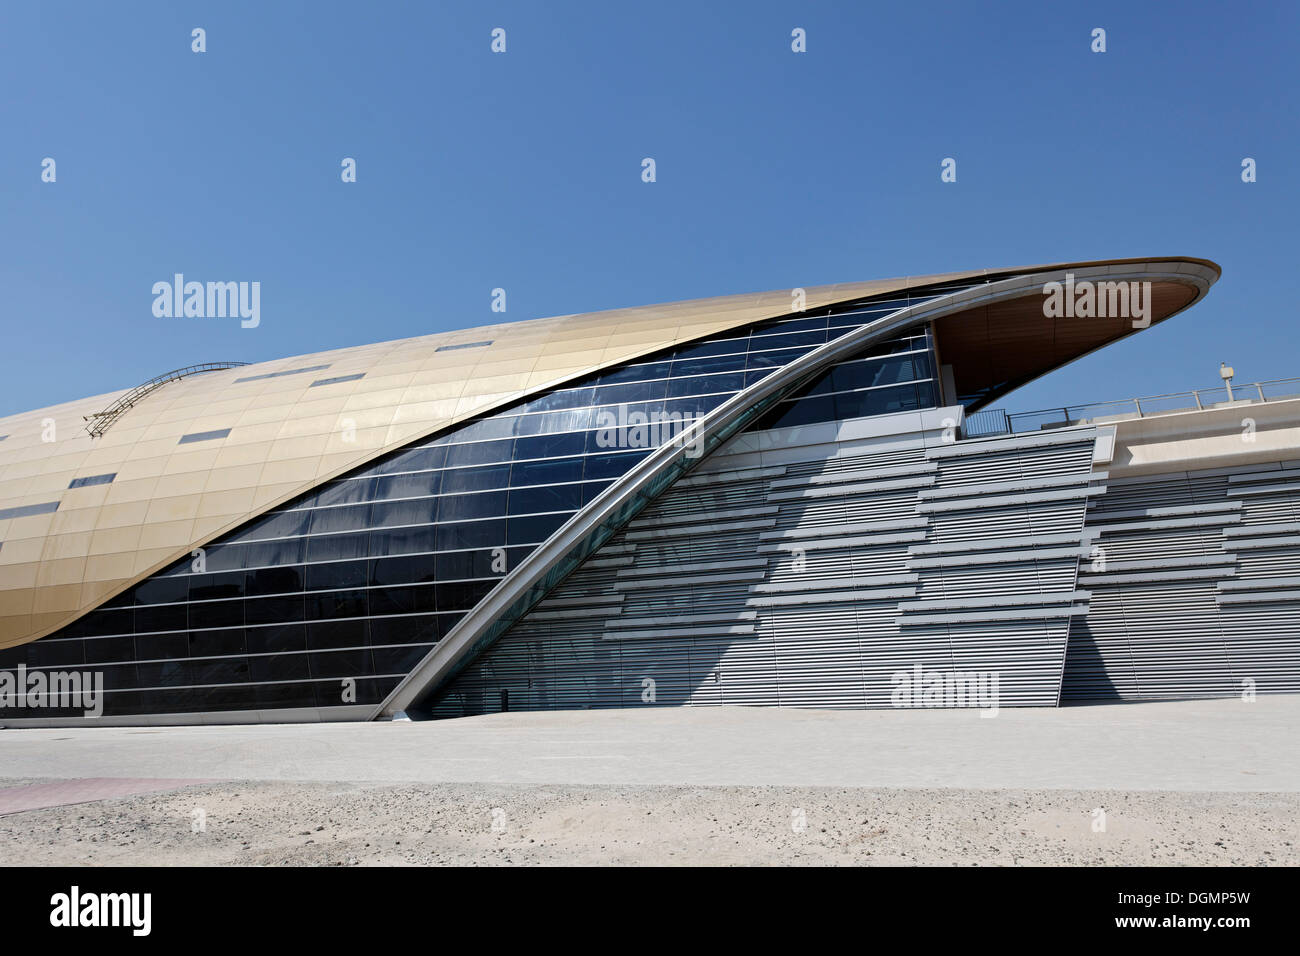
[
  {"left": 83, "top": 362, "right": 248, "bottom": 438},
  {"left": 965, "top": 376, "right": 1300, "bottom": 440}
]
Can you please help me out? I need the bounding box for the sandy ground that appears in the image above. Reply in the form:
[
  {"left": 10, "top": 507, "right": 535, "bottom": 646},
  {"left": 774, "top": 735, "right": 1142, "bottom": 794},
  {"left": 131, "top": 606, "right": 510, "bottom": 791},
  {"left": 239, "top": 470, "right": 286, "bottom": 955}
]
[{"left": 1, "top": 780, "right": 1295, "bottom": 866}]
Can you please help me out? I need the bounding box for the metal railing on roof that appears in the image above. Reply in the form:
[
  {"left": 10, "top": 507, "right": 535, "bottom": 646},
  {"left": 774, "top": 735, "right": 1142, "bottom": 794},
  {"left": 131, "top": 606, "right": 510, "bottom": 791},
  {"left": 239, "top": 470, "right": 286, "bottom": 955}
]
[
  {"left": 83, "top": 362, "right": 248, "bottom": 438},
  {"left": 965, "top": 377, "right": 1300, "bottom": 439}
]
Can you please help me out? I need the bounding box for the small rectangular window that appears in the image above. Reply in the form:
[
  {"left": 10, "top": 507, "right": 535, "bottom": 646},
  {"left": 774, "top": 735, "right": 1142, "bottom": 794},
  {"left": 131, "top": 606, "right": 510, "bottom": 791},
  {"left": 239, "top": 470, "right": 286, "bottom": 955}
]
[
  {"left": 234, "top": 364, "right": 331, "bottom": 383},
  {"left": 0, "top": 501, "right": 60, "bottom": 520},
  {"left": 68, "top": 472, "right": 117, "bottom": 489},
  {"left": 178, "top": 428, "right": 232, "bottom": 444},
  {"left": 435, "top": 340, "right": 493, "bottom": 352},
  {"left": 310, "top": 373, "right": 365, "bottom": 388}
]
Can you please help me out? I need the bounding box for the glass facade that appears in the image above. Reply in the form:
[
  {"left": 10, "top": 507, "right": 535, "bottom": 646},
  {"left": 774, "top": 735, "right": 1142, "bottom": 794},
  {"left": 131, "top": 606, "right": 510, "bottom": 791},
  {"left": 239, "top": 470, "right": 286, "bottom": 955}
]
[{"left": 0, "top": 282, "right": 975, "bottom": 720}]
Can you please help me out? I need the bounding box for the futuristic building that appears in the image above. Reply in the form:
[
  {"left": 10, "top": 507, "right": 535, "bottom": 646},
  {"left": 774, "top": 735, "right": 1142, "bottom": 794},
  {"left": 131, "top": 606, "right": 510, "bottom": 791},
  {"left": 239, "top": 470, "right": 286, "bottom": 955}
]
[{"left": 2, "top": 256, "right": 1298, "bottom": 725}]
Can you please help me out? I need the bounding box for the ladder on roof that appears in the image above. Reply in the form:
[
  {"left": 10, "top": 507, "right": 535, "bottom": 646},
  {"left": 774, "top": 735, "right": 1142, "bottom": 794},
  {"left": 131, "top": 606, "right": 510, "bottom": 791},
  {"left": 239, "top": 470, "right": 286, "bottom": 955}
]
[{"left": 83, "top": 362, "right": 248, "bottom": 438}]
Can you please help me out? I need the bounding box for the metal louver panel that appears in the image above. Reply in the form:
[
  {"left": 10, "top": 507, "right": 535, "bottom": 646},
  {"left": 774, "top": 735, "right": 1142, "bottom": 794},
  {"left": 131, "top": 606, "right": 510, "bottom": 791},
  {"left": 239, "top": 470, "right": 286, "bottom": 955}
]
[{"left": 1062, "top": 462, "right": 1300, "bottom": 702}]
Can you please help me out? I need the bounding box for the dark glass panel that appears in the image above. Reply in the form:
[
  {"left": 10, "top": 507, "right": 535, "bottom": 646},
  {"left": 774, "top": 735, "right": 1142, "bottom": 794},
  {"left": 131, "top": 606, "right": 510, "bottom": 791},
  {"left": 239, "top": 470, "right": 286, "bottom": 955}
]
[
  {"left": 306, "top": 589, "right": 368, "bottom": 620},
  {"left": 507, "top": 512, "right": 569, "bottom": 545},
  {"left": 371, "top": 644, "right": 435, "bottom": 673},
  {"left": 245, "top": 623, "right": 307, "bottom": 655},
  {"left": 233, "top": 509, "right": 310, "bottom": 542},
  {"left": 670, "top": 353, "right": 746, "bottom": 377},
  {"left": 432, "top": 549, "right": 473, "bottom": 580},
  {"left": 250, "top": 654, "right": 311, "bottom": 683},
  {"left": 189, "top": 571, "right": 244, "bottom": 602},
  {"left": 369, "top": 445, "right": 447, "bottom": 476},
  {"left": 434, "top": 579, "right": 496, "bottom": 611},
  {"left": 368, "top": 583, "right": 438, "bottom": 617},
  {"left": 671, "top": 337, "right": 748, "bottom": 359},
  {"left": 746, "top": 345, "right": 816, "bottom": 368},
  {"left": 662, "top": 394, "right": 725, "bottom": 417},
  {"left": 755, "top": 394, "right": 836, "bottom": 431},
  {"left": 134, "top": 603, "right": 188, "bottom": 633},
  {"left": 300, "top": 477, "right": 376, "bottom": 507},
  {"left": 308, "top": 503, "right": 374, "bottom": 534},
  {"left": 192, "top": 658, "right": 250, "bottom": 684},
  {"left": 306, "top": 619, "right": 370, "bottom": 650},
  {"left": 593, "top": 379, "right": 669, "bottom": 406},
  {"left": 82, "top": 635, "right": 135, "bottom": 665},
  {"left": 134, "top": 575, "right": 189, "bottom": 606},
  {"left": 583, "top": 450, "right": 648, "bottom": 480},
  {"left": 370, "top": 554, "right": 437, "bottom": 586},
  {"left": 511, "top": 408, "right": 594, "bottom": 437},
  {"left": 307, "top": 532, "right": 370, "bottom": 562},
  {"left": 370, "top": 525, "right": 439, "bottom": 557},
  {"left": 188, "top": 628, "right": 247, "bottom": 657},
  {"left": 589, "top": 361, "right": 672, "bottom": 385},
  {"left": 235, "top": 538, "right": 305, "bottom": 569},
  {"left": 436, "top": 490, "right": 508, "bottom": 522},
  {"left": 309, "top": 650, "right": 374, "bottom": 679},
  {"left": 440, "top": 463, "right": 510, "bottom": 494},
  {"left": 369, "top": 614, "right": 446, "bottom": 646},
  {"left": 519, "top": 386, "right": 594, "bottom": 413},
  {"left": 746, "top": 328, "right": 828, "bottom": 350},
  {"left": 246, "top": 565, "right": 303, "bottom": 597},
  {"left": 581, "top": 480, "right": 613, "bottom": 504},
  {"left": 443, "top": 439, "right": 514, "bottom": 468},
  {"left": 62, "top": 606, "right": 133, "bottom": 638},
  {"left": 665, "top": 371, "right": 744, "bottom": 398},
  {"left": 915, "top": 379, "right": 937, "bottom": 408},
  {"left": 507, "top": 483, "right": 582, "bottom": 515},
  {"left": 135, "top": 659, "right": 193, "bottom": 687},
  {"left": 510, "top": 456, "right": 583, "bottom": 487},
  {"left": 374, "top": 471, "right": 441, "bottom": 501},
  {"left": 514, "top": 431, "right": 587, "bottom": 461},
  {"left": 306, "top": 559, "right": 368, "bottom": 591},
  {"left": 188, "top": 598, "right": 244, "bottom": 630},
  {"left": 433, "top": 519, "right": 505, "bottom": 552},
  {"left": 245, "top": 594, "right": 306, "bottom": 626},
  {"left": 370, "top": 497, "right": 439, "bottom": 528},
  {"left": 834, "top": 383, "right": 919, "bottom": 419},
  {"left": 755, "top": 314, "right": 828, "bottom": 334},
  {"left": 96, "top": 661, "right": 140, "bottom": 690},
  {"left": 828, "top": 305, "right": 900, "bottom": 329},
  {"left": 26, "top": 640, "right": 85, "bottom": 667}
]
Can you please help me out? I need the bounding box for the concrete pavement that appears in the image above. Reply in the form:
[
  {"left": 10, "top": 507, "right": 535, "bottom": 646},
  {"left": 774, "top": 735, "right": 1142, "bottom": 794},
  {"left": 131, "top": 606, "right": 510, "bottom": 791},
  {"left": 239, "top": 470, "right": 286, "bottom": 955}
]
[{"left": 2, "top": 697, "right": 1297, "bottom": 792}]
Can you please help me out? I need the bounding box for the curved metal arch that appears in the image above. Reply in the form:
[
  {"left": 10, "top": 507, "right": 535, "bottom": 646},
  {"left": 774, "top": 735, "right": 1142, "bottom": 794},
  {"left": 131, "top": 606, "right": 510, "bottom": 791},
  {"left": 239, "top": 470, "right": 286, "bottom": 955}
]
[{"left": 375, "top": 261, "right": 1218, "bottom": 718}]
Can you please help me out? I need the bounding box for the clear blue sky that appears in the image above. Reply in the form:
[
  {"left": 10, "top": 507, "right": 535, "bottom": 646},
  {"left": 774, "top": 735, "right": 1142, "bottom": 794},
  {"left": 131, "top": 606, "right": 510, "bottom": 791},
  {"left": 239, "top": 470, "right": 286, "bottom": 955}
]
[{"left": 2, "top": 0, "right": 1295, "bottom": 418}]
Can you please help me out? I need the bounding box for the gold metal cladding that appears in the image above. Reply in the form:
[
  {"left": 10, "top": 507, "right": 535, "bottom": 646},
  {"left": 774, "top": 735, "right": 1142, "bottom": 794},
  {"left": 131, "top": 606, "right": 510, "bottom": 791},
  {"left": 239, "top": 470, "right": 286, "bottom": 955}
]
[{"left": 0, "top": 257, "right": 1221, "bottom": 648}]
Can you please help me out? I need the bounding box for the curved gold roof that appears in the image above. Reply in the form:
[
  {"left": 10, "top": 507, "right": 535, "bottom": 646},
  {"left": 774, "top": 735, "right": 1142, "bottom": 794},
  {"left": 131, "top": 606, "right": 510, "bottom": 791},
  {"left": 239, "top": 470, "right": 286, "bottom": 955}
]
[{"left": 0, "top": 258, "right": 1219, "bottom": 648}]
